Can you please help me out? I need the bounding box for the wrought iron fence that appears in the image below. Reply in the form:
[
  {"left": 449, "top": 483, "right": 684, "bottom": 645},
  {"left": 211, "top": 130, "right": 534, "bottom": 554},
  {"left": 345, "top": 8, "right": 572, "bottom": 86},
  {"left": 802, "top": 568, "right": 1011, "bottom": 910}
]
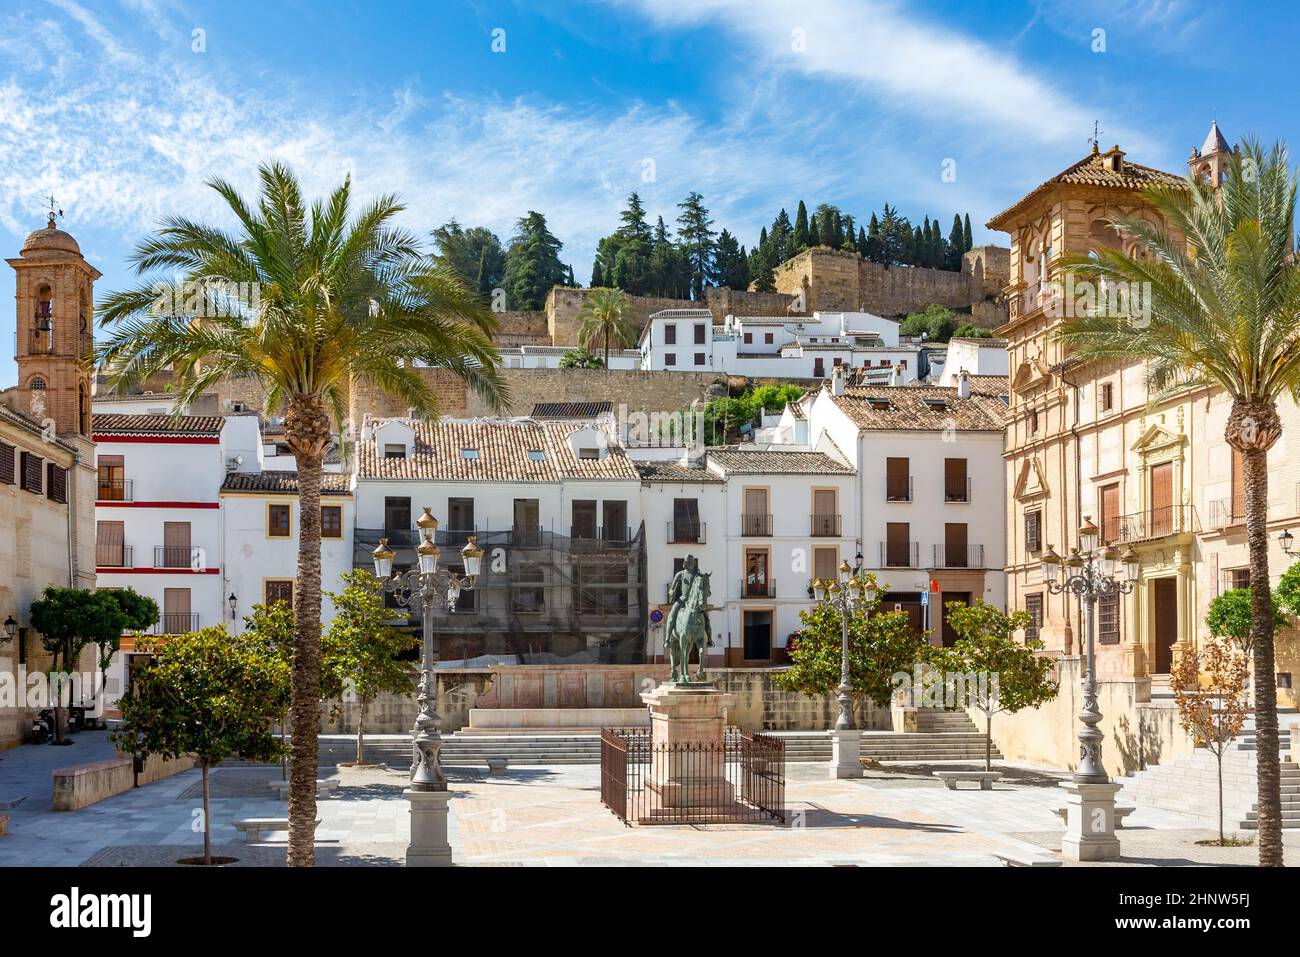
[{"left": 600, "top": 727, "right": 785, "bottom": 825}]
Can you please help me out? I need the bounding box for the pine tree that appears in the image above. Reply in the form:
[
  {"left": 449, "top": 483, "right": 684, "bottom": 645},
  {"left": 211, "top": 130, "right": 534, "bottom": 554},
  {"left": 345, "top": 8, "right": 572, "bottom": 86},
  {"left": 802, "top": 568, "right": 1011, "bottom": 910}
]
[
  {"left": 501, "top": 210, "right": 567, "bottom": 310},
  {"left": 430, "top": 219, "right": 505, "bottom": 299},
  {"left": 676, "top": 191, "right": 717, "bottom": 300},
  {"left": 715, "top": 229, "right": 750, "bottom": 290},
  {"left": 770, "top": 209, "right": 793, "bottom": 264},
  {"left": 590, "top": 260, "right": 604, "bottom": 288},
  {"left": 792, "top": 200, "right": 810, "bottom": 252}
]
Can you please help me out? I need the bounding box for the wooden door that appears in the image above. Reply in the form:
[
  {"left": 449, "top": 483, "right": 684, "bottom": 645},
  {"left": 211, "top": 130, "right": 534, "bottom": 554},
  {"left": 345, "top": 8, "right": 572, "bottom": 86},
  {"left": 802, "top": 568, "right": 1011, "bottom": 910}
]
[
  {"left": 1153, "top": 578, "right": 1178, "bottom": 673},
  {"left": 944, "top": 457, "right": 968, "bottom": 502},
  {"left": 944, "top": 522, "right": 968, "bottom": 567},
  {"left": 1100, "top": 483, "right": 1120, "bottom": 543},
  {"left": 1149, "top": 462, "right": 1173, "bottom": 536},
  {"left": 812, "top": 489, "right": 837, "bottom": 535},
  {"left": 163, "top": 521, "right": 191, "bottom": 568},
  {"left": 163, "top": 587, "right": 191, "bottom": 634},
  {"left": 743, "top": 488, "right": 769, "bottom": 535}
]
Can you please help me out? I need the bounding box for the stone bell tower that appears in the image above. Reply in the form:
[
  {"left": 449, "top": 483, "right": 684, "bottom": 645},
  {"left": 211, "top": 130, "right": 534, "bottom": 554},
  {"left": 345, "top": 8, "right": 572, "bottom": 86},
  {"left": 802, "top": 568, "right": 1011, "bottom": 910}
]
[
  {"left": 1188, "top": 119, "right": 1234, "bottom": 188},
  {"left": 5, "top": 211, "right": 100, "bottom": 438}
]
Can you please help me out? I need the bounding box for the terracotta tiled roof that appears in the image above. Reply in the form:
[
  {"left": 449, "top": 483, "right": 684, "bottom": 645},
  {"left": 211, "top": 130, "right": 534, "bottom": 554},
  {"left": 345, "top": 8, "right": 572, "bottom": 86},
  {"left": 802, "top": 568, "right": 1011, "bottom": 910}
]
[
  {"left": 832, "top": 385, "right": 1007, "bottom": 431},
  {"left": 635, "top": 461, "right": 724, "bottom": 484},
  {"left": 0, "top": 402, "right": 78, "bottom": 452},
  {"left": 966, "top": 375, "right": 1010, "bottom": 397},
  {"left": 706, "top": 447, "right": 854, "bottom": 475},
  {"left": 987, "top": 147, "right": 1186, "bottom": 228},
  {"left": 92, "top": 413, "right": 225, "bottom": 437},
  {"left": 358, "top": 418, "right": 640, "bottom": 482},
  {"left": 221, "top": 471, "right": 352, "bottom": 494}
]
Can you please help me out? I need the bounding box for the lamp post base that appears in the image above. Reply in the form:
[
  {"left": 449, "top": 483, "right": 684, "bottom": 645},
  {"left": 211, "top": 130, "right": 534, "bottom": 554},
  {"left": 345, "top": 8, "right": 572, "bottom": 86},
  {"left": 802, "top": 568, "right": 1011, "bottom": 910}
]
[
  {"left": 404, "top": 788, "right": 453, "bottom": 867},
  {"left": 829, "top": 728, "right": 862, "bottom": 779},
  {"left": 1058, "top": 780, "right": 1122, "bottom": 862}
]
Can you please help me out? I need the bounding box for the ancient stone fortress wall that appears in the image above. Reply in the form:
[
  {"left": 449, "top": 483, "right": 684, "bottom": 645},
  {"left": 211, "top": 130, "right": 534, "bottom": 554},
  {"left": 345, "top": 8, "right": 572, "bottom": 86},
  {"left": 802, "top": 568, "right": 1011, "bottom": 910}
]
[{"left": 772, "top": 245, "right": 1010, "bottom": 325}]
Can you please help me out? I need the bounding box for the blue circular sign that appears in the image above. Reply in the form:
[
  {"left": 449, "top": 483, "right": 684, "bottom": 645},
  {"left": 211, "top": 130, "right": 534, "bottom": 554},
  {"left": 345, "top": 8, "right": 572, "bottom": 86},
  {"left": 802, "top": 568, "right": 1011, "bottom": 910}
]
[{"left": 649, "top": 608, "right": 665, "bottom": 624}]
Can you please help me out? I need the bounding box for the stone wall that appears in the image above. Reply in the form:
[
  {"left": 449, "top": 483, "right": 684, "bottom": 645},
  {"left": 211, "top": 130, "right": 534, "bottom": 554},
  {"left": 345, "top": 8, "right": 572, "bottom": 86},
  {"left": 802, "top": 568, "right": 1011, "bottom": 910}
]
[
  {"left": 772, "top": 245, "right": 1009, "bottom": 319},
  {"left": 969, "top": 655, "right": 1196, "bottom": 777},
  {"left": 468, "top": 367, "right": 722, "bottom": 418},
  {"left": 323, "top": 666, "right": 886, "bottom": 734},
  {"left": 545, "top": 286, "right": 804, "bottom": 347},
  {"left": 494, "top": 310, "right": 550, "bottom": 346}
]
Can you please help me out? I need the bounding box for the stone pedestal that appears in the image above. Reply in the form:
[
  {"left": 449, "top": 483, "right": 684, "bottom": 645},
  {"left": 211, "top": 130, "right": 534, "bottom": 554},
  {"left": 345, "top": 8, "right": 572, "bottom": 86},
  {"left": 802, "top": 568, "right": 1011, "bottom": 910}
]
[
  {"left": 404, "top": 788, "right": 453, "bottom": 867},
  {"left": 1058, "top": 780, "right": 1123, "bottom": 862},
  {"left": 641, "top": 683, "right": 736, "bottom": 808},
  {"left": 830, "top": 728, "right": 863, "bottom": 779}
]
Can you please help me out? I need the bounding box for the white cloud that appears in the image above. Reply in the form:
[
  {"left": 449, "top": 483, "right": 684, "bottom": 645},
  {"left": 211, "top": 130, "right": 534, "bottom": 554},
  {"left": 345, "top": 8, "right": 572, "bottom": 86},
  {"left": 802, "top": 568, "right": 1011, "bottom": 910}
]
[{"left": 613, "top": 0, "right": 1111, "bottom": 146}]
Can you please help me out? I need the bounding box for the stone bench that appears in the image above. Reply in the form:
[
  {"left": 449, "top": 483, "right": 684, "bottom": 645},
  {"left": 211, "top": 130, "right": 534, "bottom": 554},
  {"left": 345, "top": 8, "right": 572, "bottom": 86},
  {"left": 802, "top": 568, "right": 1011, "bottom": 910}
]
[
  {"left": 933, "top": 771, "right": 1000, "bottom": 790},
  {"left": 268, "top": 779, "right": 340, "bottom": 800},
  {"left": 485, "top": 756, "right": 508, "bottom": 774},
  {"left": 231, "top": 817, "right": 320, "bottom": 844},
  {"left": 53, "top": 757, "right": 135, "bottom": 811},
  {"left": 1052, "top": 804, "right": 1135, "bottom": 828}
]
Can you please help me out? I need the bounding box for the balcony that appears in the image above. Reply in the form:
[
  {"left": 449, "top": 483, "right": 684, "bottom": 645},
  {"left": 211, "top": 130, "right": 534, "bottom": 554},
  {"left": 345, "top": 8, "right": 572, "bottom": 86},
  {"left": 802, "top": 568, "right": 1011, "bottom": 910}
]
[
  {"left": 1106, "top": 505, "right": 1199, "bottom": 543},
  {"left": 741, "top": 576, "right": 776, "bottom": 598},
  {"left": 945, "top": 479, "right": 972, "bottom": 504},
  {"left": 932, "top": 544, "right": 985, "bottom": 569},
  {"left": 97, "top": 479, "right": 133, "bottom": 502},
  {"left": 741, "top": 513, "right": 772, "bottom": 536},
  {"left": 810, "top": 513, "right": 842, "bottom": 537},
  {"left": 153, "top": 613, "right": 200, "bottom": 635},
  {"left": 154, "top": 545, "right": 202, "bottom": 569},
  {"left": 879, "top": 541, "right": 920, "bottom": 568},
  {"left": 886, "top": 478, "right": 913, "bottom": 503},
  {"left": 570, "top": 526, "right": 631, "bottom": 550},
  {"left": 1208, "top": 498, "right": 1246, "bottom": 531},
  {"left": 96, "top": 544, "right": 134, "bottom": 568},
  {"left": 667, "top": 521, "right": 706, "bottom": 544},
  {"left": 511, "top": 526, "right": 545, "bottom": 547}
]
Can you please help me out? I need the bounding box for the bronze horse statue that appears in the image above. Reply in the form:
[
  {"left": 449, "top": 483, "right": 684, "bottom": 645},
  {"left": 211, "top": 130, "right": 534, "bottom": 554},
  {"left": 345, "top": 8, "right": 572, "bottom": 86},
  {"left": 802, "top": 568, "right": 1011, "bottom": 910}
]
[{"left": 666, "top": 570, "right": 711, "bottom": 683}]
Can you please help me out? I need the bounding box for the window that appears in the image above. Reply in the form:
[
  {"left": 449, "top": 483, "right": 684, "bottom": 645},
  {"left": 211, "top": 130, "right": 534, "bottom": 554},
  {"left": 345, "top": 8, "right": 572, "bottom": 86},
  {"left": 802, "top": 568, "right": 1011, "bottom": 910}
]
[
  {"left": 1100, "top": 483, "right": 1120, "bottom": 543},
  {"left": 664, "top": 353, "right": 676, "bottom": 366},
  {"left": 321, "top": 505, "right": 342, "bottom": 539},
  {"left": 162, "top": 522, "right": 193, "bottom": 568},
  {"left": 1098, "top": 591, "right": 1120, "bottom": 645},
  {"left": 672, "top": 498, "right": 701, "bottom": 542},
  {"left": 944, "top": 458, "right": 968, "bottom": 502},
  {"left": 602, "top": 500, "right": 628, "bottom": 541},
  {"left": 460, "top": 448, "right": 479, "bottom": 460},
  {"left": 813, "top": 546, "right": 839, "bottom": 585},
  {"left": 265, "top": 580, "right": 294, "bottom": 607},
  {"left": 20, "top": 451, "right": 42, "bottom": 493},
  {"left": 96, "top": 521, "right": 126, "bottom": 567},
  {"left": 1227, "top": 568, "right": 1250, "bottom": 590},
  {"left": 742, "top": 488, "right": 770, "bottom": 536},
  {"left": 578, "top": 447, "right": 600, "bottom": 460},
  {"left": 98, "top": 455, "right": 125, "bottom": 500},
  {"left": 743, "top": 332, "right": 753, "bottom": 345},
  {"left": 527, "top": 449, "right": 545, "bottom": 461},
  {"left": 0, "top": 443, "right": 13, "bottom": 485},
  {"left": 885, "top": 522, "right": 912, "bottom": 567},
  {"left": 1100, "top": 382, "right": 1114, "bottom": 411},
  {"left": 1028, "top": 410, "right": 1040, "bottom": 434},
  {"left": 30, "top": 377, "right": 46, "bottom": 391},
  {"left": 383, "top": 443, "right": 406, "bottom": 459},
  {"left": 694, "top": 352, "right": 705, "bottom": 365},
  {"left": 1024, "top": 593, "right": 1043, "bottom": 642},
  {"left": 885, "top": 457, "right": 910, "bottom": 501},
  {"left": 572, "top": 500, "right": 598, "bottom": 539},
  {"left": 943, "top": 522, "right": 968, "bottom": 567},
  {"left": 764, "top": 332, "right": 774, "bottom": 345},
  {"left": 664, "top": 324, "right": 677, "bottom": 345},
  {"left": 268, "top": 503, "right": 291, "bottom": 538},
  {"left": 1024, "top": 510, "right": 1042, "bottom": 553},
  {"left": 46, "top": 464, "right": 66, "bottom": 504},
  {"left": 694, "top": 323, "right": 706, "bottom": 344}
]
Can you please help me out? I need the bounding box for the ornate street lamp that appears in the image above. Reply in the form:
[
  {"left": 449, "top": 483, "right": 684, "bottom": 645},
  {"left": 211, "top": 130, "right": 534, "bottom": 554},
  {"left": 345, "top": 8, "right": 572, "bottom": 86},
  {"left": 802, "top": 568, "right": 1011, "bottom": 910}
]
[
  {"left": 813, "top": 560, "right": 879, "bottom": 778},
  {"left": 371, "top": 507, "right": 483, "bottom": 792},
  {"left": 2, "top": 615, "right": 16, "bottom": 645},
  {"left": 1040, "top": 520, "right": 1139, "bottom": 785}
]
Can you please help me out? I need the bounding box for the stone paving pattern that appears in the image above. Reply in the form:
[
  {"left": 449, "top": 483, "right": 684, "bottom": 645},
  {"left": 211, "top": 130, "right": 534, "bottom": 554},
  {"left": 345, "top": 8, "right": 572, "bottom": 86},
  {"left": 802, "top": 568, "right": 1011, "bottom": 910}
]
[{"left": 1, "top": 733, "right": 1296, "bottom": 867}]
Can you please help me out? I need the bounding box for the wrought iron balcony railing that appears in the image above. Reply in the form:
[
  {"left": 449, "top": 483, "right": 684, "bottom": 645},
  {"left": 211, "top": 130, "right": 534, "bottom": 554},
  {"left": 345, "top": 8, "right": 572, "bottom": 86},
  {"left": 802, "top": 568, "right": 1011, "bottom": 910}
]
[
  {"left": 932, "top": 543, "right": 985, "bottom": 568},
  {"left": 667, "top": 521, "right": 706, "bottom": 544},
  {"left": 880, "top": 541, "right": 920, "bottom": 568},
  {"left": 810, "top": 513, "right": 842, "bottom": 537}
]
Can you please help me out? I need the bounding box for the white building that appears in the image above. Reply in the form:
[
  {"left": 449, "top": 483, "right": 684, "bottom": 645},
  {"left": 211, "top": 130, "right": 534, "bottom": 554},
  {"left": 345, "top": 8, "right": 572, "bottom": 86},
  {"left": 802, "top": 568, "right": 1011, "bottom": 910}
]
[
  {"left": 637, "top": 308, "right": 955, "bottom": 383},
  {"left": 937, "top": 336, "right": 1010, "bottom": 387},
  {"left": 354, "top": 416, "right": 647, "bottom": 665}
]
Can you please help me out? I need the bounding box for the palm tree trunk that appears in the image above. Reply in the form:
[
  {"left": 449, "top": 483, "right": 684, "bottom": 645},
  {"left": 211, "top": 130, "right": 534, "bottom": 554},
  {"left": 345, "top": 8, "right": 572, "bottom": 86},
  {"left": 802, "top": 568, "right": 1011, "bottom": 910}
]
[
  {"left": 1241, "top": 433, "right": 1283, "bottom": 866},
  {"left": 285, "top": 396, "right": 331, "bottom": 867}
]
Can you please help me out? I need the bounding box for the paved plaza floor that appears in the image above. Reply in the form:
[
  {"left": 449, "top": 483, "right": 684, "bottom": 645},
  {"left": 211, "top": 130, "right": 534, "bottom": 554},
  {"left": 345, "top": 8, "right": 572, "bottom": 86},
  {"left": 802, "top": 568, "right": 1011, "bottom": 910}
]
[{"left": 1, "top": 733, "right": 1296, "bottom": 867}]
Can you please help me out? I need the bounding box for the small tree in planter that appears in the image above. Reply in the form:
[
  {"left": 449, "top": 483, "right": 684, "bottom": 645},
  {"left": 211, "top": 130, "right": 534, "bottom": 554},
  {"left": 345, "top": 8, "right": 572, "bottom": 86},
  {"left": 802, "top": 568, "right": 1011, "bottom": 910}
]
[
  {"left": 30, "top": 587, "right": 130, "bottom": 744},
  {"left": 1170, "top": 636, "right": 1252, "bottom": 845},
  {"left": 937, "top": 601, "right": 1059, "bottom": 772},
  {"left": 111, "top": 627, "right": 287, "bottom": 864},
  {"left": 1206, "top": 586, "right": 1287, "bottom": 706},
  {"left": 776, "top": 577, "right": 933, "bottom": 716},
  {"left": 325, "top": 570, "right": 419, "bottom": 765}
]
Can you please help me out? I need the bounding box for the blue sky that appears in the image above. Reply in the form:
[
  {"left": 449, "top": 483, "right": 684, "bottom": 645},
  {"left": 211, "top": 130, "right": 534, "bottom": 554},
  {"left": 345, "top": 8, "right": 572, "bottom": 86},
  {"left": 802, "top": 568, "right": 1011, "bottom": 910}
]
[{"left": 1, "top": 0, "right": 1297, "bottom": 384}]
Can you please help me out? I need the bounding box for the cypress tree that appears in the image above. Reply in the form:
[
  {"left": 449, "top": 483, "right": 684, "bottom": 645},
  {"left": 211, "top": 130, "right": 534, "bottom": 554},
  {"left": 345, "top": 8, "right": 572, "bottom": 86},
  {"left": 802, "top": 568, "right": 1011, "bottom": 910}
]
[
  {"left": 963, "top": 213, "right": 973, "bottom": 253},
  {"left": 590, "top": 260, "right": 604, "bottom": 288},
  {"left": 808, "top": 214, "right": 821, "bottom": 249},
  {"left": 792, "top": 200, "right": 810, "bottom": 251}
]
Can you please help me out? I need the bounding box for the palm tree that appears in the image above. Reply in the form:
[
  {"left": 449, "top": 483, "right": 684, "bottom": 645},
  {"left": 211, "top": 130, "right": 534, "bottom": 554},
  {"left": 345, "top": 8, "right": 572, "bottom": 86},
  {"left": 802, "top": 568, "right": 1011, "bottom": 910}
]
[
  {"left": 96, "top": 163, "right": 507, "bottom": 866},
  {"left": 576, "top": 287, "right": 637, "bottom": 368},
  {"left": 1056, "top": 138, "right": 1299, "bottom": 867}
]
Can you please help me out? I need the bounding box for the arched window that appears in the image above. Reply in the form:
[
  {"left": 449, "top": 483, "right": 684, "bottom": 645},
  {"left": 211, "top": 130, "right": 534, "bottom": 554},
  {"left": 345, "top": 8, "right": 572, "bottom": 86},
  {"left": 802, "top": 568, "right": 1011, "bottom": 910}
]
[{"left": 30, "top": 377, "right": 47, "bottom": 390}]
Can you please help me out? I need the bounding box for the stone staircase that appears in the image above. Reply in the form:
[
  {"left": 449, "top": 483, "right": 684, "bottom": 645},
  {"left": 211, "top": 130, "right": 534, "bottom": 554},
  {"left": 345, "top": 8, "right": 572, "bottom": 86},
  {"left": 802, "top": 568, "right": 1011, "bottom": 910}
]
[
  {"left": 312, "top": 709, "right": 1001, "bottom": 768},
  {"left": 1121, "top": 710, "right": 1300, "bottom": 830}
]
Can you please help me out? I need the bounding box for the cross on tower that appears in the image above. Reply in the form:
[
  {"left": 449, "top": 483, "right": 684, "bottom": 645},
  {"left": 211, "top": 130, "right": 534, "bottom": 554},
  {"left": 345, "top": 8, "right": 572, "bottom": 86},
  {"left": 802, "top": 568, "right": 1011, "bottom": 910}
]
[
  {"left": 1089, "top": 121, "right": 1104, "bottom": 152},
  {"left": 44, "top": 194, "right": 63, "bottom": 224}
]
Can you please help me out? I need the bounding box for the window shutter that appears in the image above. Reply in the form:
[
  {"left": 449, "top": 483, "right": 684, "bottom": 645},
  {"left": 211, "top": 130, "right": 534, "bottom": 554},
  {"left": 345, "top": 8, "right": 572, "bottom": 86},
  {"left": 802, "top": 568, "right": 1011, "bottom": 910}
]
[
  {"left": 47, "top": 464, "right": 67, "bottom": 504},
  {"left": 1024, "top": 511, "right": 1041, "bottom": 553},
  {"left": 0, "top": 443, "right": 13, "bottom": 485}
]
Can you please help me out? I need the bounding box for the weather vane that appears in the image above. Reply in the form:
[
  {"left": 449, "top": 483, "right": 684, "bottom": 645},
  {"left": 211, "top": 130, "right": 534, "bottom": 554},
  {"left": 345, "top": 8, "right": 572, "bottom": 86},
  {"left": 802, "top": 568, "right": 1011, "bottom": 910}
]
[
  {"left": 1089, "top": 121, "right": 1103, "bottom": 151},
  {"left": 45, "top": 194, "right": 63, "bottom": 223}
]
